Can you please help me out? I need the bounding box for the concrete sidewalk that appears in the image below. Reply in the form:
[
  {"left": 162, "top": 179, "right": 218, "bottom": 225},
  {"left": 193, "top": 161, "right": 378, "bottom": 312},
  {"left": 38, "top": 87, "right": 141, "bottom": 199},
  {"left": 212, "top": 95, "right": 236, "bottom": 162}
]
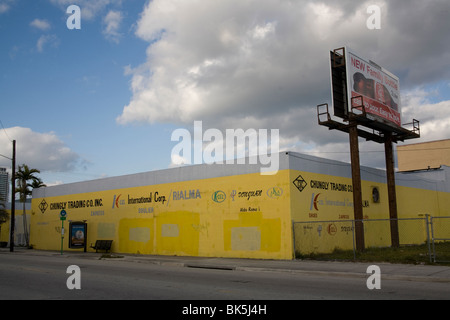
[
  {"left": 3, "top": 247, "right": 450, "bottom": 283},
  {"left": 122, "top": 253, "right": 450, "bottom": 283}
]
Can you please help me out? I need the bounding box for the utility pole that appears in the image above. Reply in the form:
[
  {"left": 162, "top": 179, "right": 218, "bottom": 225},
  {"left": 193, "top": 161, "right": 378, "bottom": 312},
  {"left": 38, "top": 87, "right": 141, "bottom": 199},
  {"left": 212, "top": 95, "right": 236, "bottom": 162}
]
[{"left": 9, "top": 140, "right": 15, "bottom": 252}]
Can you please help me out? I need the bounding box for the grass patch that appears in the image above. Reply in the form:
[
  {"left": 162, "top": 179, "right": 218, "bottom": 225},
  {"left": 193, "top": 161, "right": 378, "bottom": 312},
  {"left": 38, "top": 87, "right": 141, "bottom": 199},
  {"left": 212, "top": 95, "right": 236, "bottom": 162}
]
[{"left": 296, "top": 243, "right": 450, "bottom": 265}]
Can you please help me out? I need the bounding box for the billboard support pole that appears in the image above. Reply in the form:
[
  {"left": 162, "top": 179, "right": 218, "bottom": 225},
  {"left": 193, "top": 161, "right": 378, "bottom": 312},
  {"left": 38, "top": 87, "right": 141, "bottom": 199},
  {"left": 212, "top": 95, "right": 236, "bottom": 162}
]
[
  {"left": 349, "top": 121, "right": 365, "bottom": 252},
  {"left": 384, "top": 132, "right": 400, "bottom": 247}
]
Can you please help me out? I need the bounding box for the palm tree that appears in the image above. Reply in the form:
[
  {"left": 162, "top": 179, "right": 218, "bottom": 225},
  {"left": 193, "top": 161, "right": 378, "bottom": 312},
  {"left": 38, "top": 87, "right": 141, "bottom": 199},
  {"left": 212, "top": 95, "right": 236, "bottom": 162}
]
[
  {"left": 15, "top": 164, "right": 45, "bottom": 247},
  {"left": 30, "top": 178, "right": 46, "bottom": 190}
]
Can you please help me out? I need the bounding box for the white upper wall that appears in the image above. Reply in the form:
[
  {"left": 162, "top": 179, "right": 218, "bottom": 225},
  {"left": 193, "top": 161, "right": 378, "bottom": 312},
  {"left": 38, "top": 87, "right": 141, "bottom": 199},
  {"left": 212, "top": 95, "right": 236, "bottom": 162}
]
[{"left": 32, "top": 152, "right": 450, "bottom": 198}]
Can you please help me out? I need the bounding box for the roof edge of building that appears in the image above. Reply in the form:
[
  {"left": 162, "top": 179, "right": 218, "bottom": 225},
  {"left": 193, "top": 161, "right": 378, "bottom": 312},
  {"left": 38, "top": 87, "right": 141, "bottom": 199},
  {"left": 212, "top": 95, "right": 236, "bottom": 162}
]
[{"left": 32, "top": 152, "right": 450, "bottom": 199}]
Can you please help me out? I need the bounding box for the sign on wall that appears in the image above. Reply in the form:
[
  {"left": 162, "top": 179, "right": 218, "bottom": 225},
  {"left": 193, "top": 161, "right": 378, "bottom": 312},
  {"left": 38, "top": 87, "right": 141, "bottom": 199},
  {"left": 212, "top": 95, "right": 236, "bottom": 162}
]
[{"left": 69, "top": 221, "right": 87, "bottom": 249}]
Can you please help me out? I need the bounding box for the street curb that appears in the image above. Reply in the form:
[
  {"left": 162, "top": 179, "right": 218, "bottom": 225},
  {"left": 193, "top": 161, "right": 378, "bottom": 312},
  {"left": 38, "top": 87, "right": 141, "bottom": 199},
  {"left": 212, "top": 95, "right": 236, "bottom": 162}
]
[
  {"left": 3, "top": 248, "right": 450, "bottom": 283},
  {"left": 150, "top": 261, "right": 450, "bottom": 283},
  {"left": 234, "top": 266, "right": 450, "bottom": 283}
]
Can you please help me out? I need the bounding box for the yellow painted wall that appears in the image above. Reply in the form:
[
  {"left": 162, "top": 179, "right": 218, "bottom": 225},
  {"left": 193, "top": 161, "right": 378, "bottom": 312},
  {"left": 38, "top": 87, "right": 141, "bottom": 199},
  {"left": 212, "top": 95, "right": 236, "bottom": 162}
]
[
  {"left": 0, "top": 213, "right": 8, "bottom": 242},
  {"left": 290, "top": 170, "right": 450, "bottom": 254},
  {"left": 31, "top": 170, "right": 293, "bottom": 259},
  {"left": 0, "top": 208, "right": 31, "bottom": 245},
  {"left": 30, "top": 168, "right": 450, "bottom": 258}
]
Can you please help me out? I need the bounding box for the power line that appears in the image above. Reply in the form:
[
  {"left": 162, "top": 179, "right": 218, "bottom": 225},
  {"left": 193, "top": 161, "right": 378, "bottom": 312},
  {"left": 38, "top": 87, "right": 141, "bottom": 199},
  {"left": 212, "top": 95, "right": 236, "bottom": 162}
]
[
  {"left": 302, "top": 150, "right": 381, "bottom": 154},
  {"left": 0, "top": 153, "right": 12, "bottom": 160},
  {"left": 397, "top": 147, "right": 450, "bottom": 152},
  {"left": 300, "top": 146, "right": 450, "bottom": 155},
  {"left": 0, "top": 119, "right": 12, "bottom": 142}
]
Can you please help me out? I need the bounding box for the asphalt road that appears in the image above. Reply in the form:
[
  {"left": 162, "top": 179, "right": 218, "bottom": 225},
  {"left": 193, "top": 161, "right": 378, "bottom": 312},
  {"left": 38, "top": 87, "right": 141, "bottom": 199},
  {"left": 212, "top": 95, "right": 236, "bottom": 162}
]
[{"left": 0, "top": 251, "right": 449, "bottom": 306}]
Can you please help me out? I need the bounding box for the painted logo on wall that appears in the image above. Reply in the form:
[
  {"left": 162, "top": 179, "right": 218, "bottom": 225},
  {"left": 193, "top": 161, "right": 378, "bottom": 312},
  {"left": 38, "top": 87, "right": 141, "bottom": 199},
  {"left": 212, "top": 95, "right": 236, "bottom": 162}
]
[
  {"left": 310, "top": 193, "right": 321, "bottom": 211},
  {"left": 212, "top": 190, "right": 226, "bottom": 203},
  {"left": 267, "top": 187, "right": 283, "bottom": 199},
  {"left": 112, "top": 194, "right": 122, "bottom": 209},
  {"left": 39, "top": 199, "right": 48, "bottom": 213},
  {"left": 293, "top": 175, "right": 307, "bottom": 192}
]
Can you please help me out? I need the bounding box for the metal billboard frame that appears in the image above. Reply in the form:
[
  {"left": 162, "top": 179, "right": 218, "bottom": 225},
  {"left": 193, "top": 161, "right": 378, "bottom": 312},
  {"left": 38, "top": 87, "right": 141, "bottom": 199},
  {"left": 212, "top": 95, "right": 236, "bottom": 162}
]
[{"left": 318, "top": 47, "right": 420, "bottom": 251}]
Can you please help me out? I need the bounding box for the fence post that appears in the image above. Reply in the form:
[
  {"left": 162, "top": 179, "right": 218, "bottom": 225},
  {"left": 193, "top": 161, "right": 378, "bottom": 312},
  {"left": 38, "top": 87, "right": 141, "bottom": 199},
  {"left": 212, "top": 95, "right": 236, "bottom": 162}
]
[
  {"left": 292, "top": 221, "right": 297, "bottom": 259},
  {"left": 352, "top": 220, "right": 356, "bottom": 260},
  {"left": 425, "top": 214, "right": 432, "bottom": 263},
  {"left": 430, "top": 216, "right": 436, "bottom": 263}
]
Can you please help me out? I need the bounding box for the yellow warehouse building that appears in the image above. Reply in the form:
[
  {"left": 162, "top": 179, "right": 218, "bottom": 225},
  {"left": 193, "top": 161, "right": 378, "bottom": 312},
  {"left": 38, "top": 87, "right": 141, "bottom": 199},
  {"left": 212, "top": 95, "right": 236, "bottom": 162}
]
[{"left": 29, "top": 152, "right": 450, "bottom": 259}]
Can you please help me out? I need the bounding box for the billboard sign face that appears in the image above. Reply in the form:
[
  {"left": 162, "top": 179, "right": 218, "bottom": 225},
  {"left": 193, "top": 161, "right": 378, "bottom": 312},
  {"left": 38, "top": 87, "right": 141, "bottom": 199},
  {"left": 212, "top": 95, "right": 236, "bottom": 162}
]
[{"left": 346, "top": 49, "right": 401, "bottom": 127}]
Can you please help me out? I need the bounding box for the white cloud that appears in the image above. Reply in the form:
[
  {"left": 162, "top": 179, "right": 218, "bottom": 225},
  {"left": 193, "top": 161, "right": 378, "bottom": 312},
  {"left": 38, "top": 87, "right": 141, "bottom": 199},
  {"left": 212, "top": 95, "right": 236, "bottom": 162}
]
[
  {"left": 0, "top": 127, "right": 82, "bottom": 172},
  {"left": 169, "top": 153, "right": 189, "bottom": 168},
  {"left": 103, "top": 10, "right": 123, "bottom": 43},
  {"left": 36, "top": 34, "right": 59, "bottom": 52},
  {"left": 249, "top": 21, "right": 277, "bottom": 40},
  {"left": 117, "top": 0, "right": 450, "bottom": 168},
  {"left": 30, "top": 18, "right": 51, "bottom": 31},
  {"left": 49, "top": 0, "right": 122, "bottom": 20},
  {"left": 44, "top": 180, "right": 64, "bottom": 187},
  {"left": 0, "top": 0, "right": 15, "bottom": 14},
  {"left": 401, "top": 89, "right": 450, "bottom": 144},
  {"left": 0, "top": 3, "right": 9, "bottom": 13}
]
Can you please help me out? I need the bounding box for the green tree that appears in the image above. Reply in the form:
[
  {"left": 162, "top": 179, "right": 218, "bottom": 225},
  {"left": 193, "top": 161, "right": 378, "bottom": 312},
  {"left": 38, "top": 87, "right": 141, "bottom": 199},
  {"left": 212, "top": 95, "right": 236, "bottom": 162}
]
[
  {"left": 15, "top": 164, "right": 46, "bottom": 247},
  {"left": 30, "top": 178, "right": 46, "bottom": 190}
]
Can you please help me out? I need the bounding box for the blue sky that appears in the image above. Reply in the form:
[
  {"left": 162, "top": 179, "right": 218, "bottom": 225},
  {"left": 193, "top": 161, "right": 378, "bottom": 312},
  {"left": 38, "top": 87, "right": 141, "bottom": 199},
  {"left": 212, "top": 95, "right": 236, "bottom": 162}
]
[
  {"left": 1, "top": 0, "right": 179, "bottom": 184},
  {"left": 1, "top": 0, "right": 450, "bottom": 188}
]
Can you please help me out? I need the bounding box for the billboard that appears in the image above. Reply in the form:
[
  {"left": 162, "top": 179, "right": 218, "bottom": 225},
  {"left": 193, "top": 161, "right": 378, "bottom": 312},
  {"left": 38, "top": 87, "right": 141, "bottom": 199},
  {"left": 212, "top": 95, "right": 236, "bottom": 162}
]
[
  {"left": 346, "top": 48, "right": 401, "bottom": 127},
  {"left": 329, "top": 50, "right": 348, "bottom": 119}
]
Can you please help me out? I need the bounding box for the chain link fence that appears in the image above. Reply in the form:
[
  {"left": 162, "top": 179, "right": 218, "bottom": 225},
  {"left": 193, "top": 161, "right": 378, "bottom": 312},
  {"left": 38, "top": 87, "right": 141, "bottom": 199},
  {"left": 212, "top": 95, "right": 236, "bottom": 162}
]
[
  {"left": 293, "top": 216, "right": 450, "bottom": 263},
  {"left": 430, "top": 216, "right": 450, "bottom": 263}
]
